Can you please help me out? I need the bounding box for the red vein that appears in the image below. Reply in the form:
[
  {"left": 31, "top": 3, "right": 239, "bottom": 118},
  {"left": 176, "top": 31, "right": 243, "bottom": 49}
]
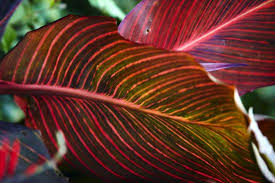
[
  {"left": 0, "top": 81, "right": 229, "bottom": 127},
  {"left": 177, "top": 0, "right": 274, "bottom": 51}
]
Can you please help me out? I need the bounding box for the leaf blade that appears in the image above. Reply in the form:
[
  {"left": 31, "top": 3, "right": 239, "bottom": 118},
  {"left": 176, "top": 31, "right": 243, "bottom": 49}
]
[
  {"left": 0, "top": 15, "right": 265, "bottom": 182},
  {"left": 118, "top": 0, "right": 275, "bottom": 94}
]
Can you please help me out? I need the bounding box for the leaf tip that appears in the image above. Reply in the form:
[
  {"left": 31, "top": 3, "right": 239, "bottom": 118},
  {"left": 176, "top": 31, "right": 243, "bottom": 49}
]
[{"left": 234, "top": 88, "right": 247, "bottom": 114}]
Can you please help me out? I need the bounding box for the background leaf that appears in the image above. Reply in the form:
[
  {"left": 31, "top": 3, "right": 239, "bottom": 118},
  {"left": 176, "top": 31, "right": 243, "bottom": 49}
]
[
  {"left": 0, "top": 15, "right": 264, "bottom": 182},
  {"left": 0, "top": 95, "right": 24, "bottom": 122},
  {"left": 118, "top": 0, "right": 275, "bottom": 95},
  {"left": 0, "top": 0, "right": 22, "bottom": 39},
  {"left": 0, "top": 121, "right": 68, "bottom": 183},
  {"left": 88, "top": 0, "right": 126, "bottom": 20},
  {"left": 0, "top": 0, "right": 66, "bottom": 123},
  {"left": 87, "top": 0, "right": 142, "bottom": 21},
  {"left": 0, "top": 0, "right": 66, "bottom": 53}
]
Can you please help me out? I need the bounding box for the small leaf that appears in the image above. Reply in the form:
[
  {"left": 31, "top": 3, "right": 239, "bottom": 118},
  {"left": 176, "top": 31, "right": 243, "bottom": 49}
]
[{"left": 0, "top": 121, "right": 68, "bottom": 183}]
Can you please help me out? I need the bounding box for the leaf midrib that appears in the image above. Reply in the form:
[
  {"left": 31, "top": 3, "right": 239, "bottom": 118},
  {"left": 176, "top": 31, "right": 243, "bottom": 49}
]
[{"left": 0, "top": 81, "right": 232, "bottom": 128}]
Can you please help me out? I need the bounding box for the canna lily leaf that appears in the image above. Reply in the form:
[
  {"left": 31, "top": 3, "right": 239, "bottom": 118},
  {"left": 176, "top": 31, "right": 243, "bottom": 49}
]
[
  {"left": 0, "top": 15, "right": 265, "bottom": 182},
  {"left": 118, "top": 0, "right": 275, "bottom": 95},
  {"left": 0, "top": 0, "right": 22, "bottom": 39},
  {"left": 0, "top": 121, "right": 68, "bottom": 183}
]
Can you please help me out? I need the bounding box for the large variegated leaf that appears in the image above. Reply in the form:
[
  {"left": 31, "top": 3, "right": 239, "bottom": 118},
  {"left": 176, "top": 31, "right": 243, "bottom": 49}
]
[
  {"left": 0, "top": 15, "right": 265, "bottom": 182},
  {"left": 0, "top": 0, "right": 22, "bottom": 38},
  {"left": 118, "top": 0, "right": 275, "bottom": 95}
]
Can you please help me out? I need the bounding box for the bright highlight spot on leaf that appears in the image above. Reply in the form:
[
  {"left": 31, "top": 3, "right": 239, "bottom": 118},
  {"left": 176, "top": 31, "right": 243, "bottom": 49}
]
[{"left": 249, "top": 108, "right": 275, "bottom": 182}]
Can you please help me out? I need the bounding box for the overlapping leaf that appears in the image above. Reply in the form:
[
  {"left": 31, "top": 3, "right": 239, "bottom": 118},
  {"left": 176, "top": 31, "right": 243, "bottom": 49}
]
[
  {"left": 0, "top": 15, "right": 265, "bottom": 182},
  {"left": 0, "top": 0, "right": 22, "bottom": 38},
  {"left": 119, "top": 0, "right": 275, "bottom": 95},
  {"left": 0, "top": 121, "right": 67, "bottom": 183}
]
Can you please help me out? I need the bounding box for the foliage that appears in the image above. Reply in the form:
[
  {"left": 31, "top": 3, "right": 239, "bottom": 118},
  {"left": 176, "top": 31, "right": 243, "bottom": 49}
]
[
  {"left": 119, "top": 0, "right": 275, "bottom": 95},
  {"left": 0, "top": 0, "right": 66, "bottom": 53},
  {"left": 0, "top": 0, "right": 274, "bottom": 182},
  {"left": 88, "top": 0, "right": 141, "bottom": 20},
  {"left": 0, "top": 14, "right": 266, "bottom": 181}
]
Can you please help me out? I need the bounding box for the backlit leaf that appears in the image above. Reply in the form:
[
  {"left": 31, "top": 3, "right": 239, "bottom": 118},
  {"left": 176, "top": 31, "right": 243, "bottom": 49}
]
[
  {"left": 119, "top": 0, "right": 275, "bottom": 95},
  {"left": 0, "top": 15, "right": 265, "bottom": 182}
]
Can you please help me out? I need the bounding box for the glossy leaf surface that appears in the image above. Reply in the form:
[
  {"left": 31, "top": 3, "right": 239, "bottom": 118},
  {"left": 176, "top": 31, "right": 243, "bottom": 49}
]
[
  {"left": 0, "top": 15, "right": 264, "bottom": 182},
  {"left": 0, "top": 121, "right": 67, "bottom": 183},
  {"left": 0, "top": 0, "right": 22, "bottom": 38},
  {"left": 119, "top": 0, "right": 275, "bottom": 95}
]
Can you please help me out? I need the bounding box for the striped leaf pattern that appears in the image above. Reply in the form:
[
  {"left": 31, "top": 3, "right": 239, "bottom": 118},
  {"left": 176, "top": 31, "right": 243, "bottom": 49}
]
[
  {"left": 118, "top": 0, "right": 275, "bottom": 95},
  {"left": 0, "top": 15, "right": 264, "bottom": 182},
  {"left": 0, "top": 0, "right": 22, "bottom": 38}
]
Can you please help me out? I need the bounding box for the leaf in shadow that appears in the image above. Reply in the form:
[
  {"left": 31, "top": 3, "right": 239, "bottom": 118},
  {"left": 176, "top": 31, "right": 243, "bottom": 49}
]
[{"left": 0, "top": 121, "right": 68, "bottom": 183}]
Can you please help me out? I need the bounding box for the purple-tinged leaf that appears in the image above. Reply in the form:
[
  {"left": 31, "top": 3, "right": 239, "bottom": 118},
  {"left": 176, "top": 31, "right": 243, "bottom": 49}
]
[
  {"left": 0, "top": 0, "right": 22, "bottom": 38},
  {"left": 202, "top": 63, "right": 247, "bottom": 72},
  {"left": 0, "top": 15, "right": 265, "bottom": 182},
  {"left": 0, "top": 121, "right": 68, "bottom": 183},
  {"left": 119, "top": 0, "right": 275, "bottom": 95}
]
